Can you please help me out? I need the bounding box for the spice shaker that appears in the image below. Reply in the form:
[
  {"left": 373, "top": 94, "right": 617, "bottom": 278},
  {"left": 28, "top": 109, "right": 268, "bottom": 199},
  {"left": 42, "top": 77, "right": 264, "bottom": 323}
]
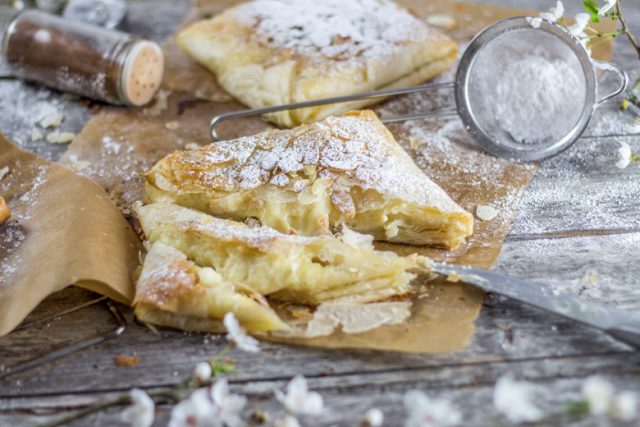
[{"left": 2, "top": 9, "right": 164, "bottom": 107}]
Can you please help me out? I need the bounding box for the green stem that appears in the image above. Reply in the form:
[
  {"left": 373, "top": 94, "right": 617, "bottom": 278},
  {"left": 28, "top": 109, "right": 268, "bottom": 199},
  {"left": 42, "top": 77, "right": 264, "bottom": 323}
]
[
  {"left": 616, "top": 2, "right": 640, "bottom": 59},
  {"left": 209, "top": 344, "right": 232, "bottom": 364}
]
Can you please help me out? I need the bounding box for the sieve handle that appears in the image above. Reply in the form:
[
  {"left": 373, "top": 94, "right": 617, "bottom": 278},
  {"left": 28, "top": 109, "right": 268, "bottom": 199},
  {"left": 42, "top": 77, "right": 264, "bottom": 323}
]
[
  {"left": 209, "top": 81, "right": 456, "bottom": 141},
  {"left": 594, "top": 60, "right": 629, "bottom": 106}
]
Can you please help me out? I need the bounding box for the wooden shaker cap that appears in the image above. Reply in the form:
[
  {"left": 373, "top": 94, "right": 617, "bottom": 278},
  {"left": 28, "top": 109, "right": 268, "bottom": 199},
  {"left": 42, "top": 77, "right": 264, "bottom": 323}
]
[{"left": 121, "top": 40, "right": 164, "bottom": 106}]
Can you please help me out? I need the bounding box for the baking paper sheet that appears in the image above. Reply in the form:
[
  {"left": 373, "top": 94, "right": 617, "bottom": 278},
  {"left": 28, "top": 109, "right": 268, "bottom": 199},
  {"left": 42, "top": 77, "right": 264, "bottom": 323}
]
[{"left": 0, "top": 135, "right": 141, "bottom": 335}]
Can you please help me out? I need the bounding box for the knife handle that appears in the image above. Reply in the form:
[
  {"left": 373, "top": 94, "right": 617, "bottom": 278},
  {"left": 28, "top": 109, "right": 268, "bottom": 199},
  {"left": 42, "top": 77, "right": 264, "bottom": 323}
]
[{"left": 606, "top": 324, "right": 640, "bottom": 351}]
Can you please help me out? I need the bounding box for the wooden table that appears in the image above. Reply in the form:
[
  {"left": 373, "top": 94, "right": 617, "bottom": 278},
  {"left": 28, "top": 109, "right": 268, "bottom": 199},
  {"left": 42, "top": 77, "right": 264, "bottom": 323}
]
[{"left": 1, "top": 1, "right": 639, "bottom": 426}]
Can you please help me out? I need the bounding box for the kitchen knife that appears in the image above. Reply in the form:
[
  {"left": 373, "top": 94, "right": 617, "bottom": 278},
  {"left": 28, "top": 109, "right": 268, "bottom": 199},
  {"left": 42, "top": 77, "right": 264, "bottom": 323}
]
[{"left": 430, "top": 261, "right": 640, "bottom": 350}]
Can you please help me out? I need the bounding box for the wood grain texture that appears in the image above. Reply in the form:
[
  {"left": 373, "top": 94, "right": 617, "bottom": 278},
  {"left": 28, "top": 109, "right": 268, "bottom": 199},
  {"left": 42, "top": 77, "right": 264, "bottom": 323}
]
[{"left": 1, "top": 0, "right": 640, "bottom": 426}]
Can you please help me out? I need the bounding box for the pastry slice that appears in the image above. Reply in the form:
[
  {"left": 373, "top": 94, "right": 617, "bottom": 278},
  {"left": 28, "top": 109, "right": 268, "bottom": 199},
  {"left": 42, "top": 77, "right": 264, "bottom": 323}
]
[
  {"left": 146, "top": 111, "right": 473, "bottom": 249},
  {"left": 135, "top": 202, "right": 430, "bottom": 305},
  {"left": 135, "top": 242, "right": 288, "bottom": 332},
  {"left": 176, "top": 0, "right": 457, "bottom": 127}
]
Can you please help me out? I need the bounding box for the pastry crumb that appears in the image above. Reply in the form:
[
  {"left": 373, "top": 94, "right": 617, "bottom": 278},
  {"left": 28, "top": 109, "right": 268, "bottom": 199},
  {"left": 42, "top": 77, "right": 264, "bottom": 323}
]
[
  {"left": 46, "top": 131, "right": 75, "bottom": 144},
  {"left": 446, "top": 272, "right": 461, "bottom": 283},
  {"left": 0, "top": 196, "right": 10, "bottom": 225},
  {"left": 40, "top": 111, "right": 64, "bottom": 128},
  {"left": 142, "top": 89, "right": 170, "bottom": 117},
  {"left": 426, "top": 14, "right": 456, "bottom": 29},
  {"left": 31, "top": 130, "right": 44, "bottom": 141},
  {"left": 165, "top": 121, "right": 180, "bottom": 130},
  {"left": 0, "top": 166, "right": 9, "bottom": 181},
  {"left": 408, "top": 136, "right": 424, "bottom": 150},
  {"left": 476, "top": 204, "right": 498, "bottom": 221},
  {"left": 185, "top": 142, "right": 200, "bottom": 150},
  {"left": 114, "top": 354, "right": 140, "bottom": 367}
]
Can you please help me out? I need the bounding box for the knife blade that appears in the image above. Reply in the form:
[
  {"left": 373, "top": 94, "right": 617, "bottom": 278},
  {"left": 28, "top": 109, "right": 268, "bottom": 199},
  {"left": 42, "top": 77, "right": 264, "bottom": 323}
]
[{"left": 429, "top": 261, "right": 640, "bottom": 350}]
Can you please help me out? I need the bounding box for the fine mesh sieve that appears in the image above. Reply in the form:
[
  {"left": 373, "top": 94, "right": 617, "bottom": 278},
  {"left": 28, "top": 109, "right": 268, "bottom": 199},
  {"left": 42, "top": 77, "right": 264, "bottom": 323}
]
[{"left": 209, "top": 17, "right": 628, "bottom": 162}]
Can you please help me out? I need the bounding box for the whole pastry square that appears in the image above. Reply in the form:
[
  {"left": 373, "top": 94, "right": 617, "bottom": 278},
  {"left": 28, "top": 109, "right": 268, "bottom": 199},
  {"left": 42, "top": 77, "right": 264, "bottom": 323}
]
[
  {"left": 146, "top": 111, "right": 474, "bottom": 249},
  {"left": 177, "top": 0, "right": 458, "bottom": 127}
]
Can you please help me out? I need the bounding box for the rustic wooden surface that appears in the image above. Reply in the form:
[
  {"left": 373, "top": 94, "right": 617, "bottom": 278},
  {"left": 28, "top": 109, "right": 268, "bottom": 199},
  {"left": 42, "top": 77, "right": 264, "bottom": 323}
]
[{"left": 1, "top": 1, "right": 640, "bottom": 426}]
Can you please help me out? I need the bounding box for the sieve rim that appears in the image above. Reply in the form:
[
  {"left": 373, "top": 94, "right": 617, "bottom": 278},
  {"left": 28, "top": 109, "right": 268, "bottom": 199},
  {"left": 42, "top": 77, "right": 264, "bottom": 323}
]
[{"left": 454, "top": 17, "right": 597, "bottom": 162}]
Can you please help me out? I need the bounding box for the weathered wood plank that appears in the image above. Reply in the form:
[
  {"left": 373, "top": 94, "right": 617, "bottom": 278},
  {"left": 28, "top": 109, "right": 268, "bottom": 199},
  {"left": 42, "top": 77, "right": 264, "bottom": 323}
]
[
  {"left": 2, "top": 354, "right": 639, "bottom": 426},
  {"left": 509, "top": 135, "right": 640, "bottom": 236},
  {"left": 2, "top": 232, "right": 638, "bottom": 398}
]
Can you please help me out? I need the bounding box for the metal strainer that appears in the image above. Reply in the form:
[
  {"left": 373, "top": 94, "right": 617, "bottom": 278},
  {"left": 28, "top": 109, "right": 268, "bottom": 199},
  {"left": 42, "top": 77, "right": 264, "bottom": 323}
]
[{"left": 209, "top": 17, "right": 628, "bottom": 162}]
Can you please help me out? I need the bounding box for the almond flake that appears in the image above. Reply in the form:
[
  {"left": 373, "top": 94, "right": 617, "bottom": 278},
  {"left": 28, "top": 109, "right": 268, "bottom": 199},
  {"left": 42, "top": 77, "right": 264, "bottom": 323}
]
[
  {"left": 476, "top": 204, "right": 498, "bottom": 221},
  {"left": 39, "top": 111, "right": 64, "bottom": 129},
  {"left": 46, "top": 131, "right": 75, "bottom": 144},
  {"left": 31, "top": 130, "right": 44, "bottom": 141},
  {"left": 0, "top": 166, "right": 9, "bottom": 181},
  {"left": 72, "top": 160, "right": 91, "bottom": 171}
]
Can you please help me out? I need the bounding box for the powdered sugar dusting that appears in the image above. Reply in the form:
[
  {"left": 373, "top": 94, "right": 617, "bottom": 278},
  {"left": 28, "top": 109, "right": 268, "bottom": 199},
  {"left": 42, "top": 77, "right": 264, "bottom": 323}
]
[
  {"left": 136, "top": 243, "right": 201, "bottom": 306},
  {"left": 154, "top": 112, "right": 465, "bottom": 214},
  {"left": 229, "top": 0, "right": 433, "bottom": 61},
  {"left": 510, "top": 135, "right": 640, "bottom": 234},
  {"left": 0, "top": 163, "right": 48, "bottom": 281}
]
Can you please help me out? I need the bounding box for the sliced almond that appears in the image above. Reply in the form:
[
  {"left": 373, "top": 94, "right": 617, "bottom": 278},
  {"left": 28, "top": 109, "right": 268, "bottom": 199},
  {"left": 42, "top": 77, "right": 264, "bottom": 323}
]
[
  {"left": 39, "top": 111, "right": 64, "bottom": 129},
  {"left": 476, "top": 205, "right": 499, "bottom": 221}
]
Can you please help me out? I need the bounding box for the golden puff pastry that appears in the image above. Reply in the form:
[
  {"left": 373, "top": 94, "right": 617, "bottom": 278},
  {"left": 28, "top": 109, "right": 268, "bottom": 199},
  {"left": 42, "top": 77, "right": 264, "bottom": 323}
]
[
  {"left": 135, "top": 202, "right": 429, "bottom": 307},
  {"left": 176, "top": 0, "right": 458, "bottom": 127},
  {"left": 146, "top": 111, "right": 473, "bottom": 249},
  {"left": 135, "top": 242, "right": 288, "bottom": 332}
]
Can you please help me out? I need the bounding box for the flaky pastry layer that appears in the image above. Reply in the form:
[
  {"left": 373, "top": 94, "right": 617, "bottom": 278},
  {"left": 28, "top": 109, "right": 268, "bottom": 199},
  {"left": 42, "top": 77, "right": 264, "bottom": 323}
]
[
  {"left": 147, "top": 111, "right": 473, "bottom": 249},
  {"left": 136, "top": 203, "right": 429, "bottom": 312}
]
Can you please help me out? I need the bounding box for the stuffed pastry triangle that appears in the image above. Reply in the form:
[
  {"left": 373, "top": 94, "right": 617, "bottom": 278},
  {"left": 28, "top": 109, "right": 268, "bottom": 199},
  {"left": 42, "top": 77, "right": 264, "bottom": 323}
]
[
  {"left": 135, "top": 242, "right": 288, "bottom": 332},
  {"left": 135, "top": 202, "right": 430, "bottom": 307},
  {"left": 176, "top": 0, "right": 457, "bottom": 127},
  {"left": 146, "top": 111, "right": 473, "bottom": 249}
]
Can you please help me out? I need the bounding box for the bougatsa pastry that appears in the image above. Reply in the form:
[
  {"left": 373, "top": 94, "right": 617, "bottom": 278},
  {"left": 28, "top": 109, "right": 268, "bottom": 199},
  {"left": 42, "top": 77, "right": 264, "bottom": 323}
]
[
  {"left": 146, "top": 111, "right": 473, "bottom": 249},
  {"left": 135, "top": 242, "right": 288, "bottom": 332},
  {"left": 176, "top": 0, "right": 458, "bottom": 127},
  {"left": 135, "top": 202, "right": 430, "bottom": 316}
]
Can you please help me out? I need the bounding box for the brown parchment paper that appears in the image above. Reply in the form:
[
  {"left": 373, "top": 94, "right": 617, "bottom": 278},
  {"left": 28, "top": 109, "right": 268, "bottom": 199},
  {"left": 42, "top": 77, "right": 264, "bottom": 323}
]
[
  {"left": 0, "top": 135, "right": 142, "bottom": 336},
  {"left": 55, "top": 1, "right": 613, "bottom": 352}
]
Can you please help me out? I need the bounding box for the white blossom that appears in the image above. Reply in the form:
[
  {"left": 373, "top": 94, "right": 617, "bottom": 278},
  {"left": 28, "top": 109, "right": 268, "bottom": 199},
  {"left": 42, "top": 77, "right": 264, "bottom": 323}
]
[
  {"left": 582, "top": 376, "right": 615, "bottom": 415},
  {"left": 599, "top": 0, "right": 617, "bottom": 16},
  {"left": 275, "top": 375, "right": 324, "bottom": 416},
  {"left": 526, "top": 17, "right": 542, "bottom": 28},
  {"left": 493, "top": 375, "right": 543, "bottom": 423},
  {"left": 404, "top": 390, "right": 461, "bottom": 427},
  {"left": 362, "top": 408, "right": 384, "bottom": 426},
  {"left": 568, "top": 13, "right": 590, "bottom": 37},
  {"left": 223, "top": 312, "right": 260, "bottom": 353},
  {"left": 121, "top": 388, "right": 155, "bottom": 427},
  {"left": 274, "top": 414, "right": 302, "bottom": 427},
  {"left": 169, "top": 388, "right": 216, "bottom": 427},
  {"left": 194, "top": 362, "right": 212, "bottom": 384},
  {"left": 211, "top": 378, "right": 247, "bottom": 427},
  {"left": 609, "top": 391, "right": 639, "bottom": 421},
  {"left": 168, "top": 379, "right": 246, "bottom": 427},
  {"left": 539, "top": 1, "right": 565, "bottom": 23},
  {"left": 616, "top": 141, "right": 632, "bottom": 169}
]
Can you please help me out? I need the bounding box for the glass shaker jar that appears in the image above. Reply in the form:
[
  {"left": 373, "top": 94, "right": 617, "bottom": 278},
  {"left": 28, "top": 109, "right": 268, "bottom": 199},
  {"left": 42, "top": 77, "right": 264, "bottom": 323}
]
[{"left": 2, "top": 9, "right": 164, "bottom": 106}]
